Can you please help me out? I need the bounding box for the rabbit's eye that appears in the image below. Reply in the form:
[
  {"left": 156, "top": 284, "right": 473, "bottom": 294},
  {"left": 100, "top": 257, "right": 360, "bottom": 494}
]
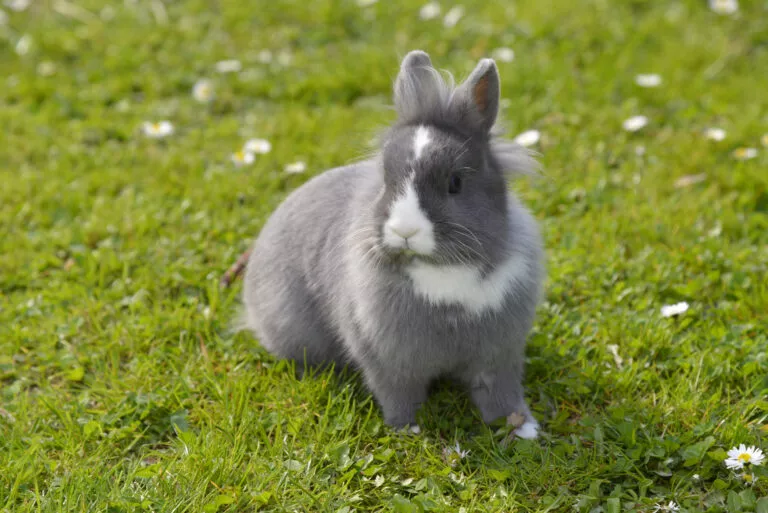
[{"left": 448, "top": 173, "right": 462, "bottom": 195}]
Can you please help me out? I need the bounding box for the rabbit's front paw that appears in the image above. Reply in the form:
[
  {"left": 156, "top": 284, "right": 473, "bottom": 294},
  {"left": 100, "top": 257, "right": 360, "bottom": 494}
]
[
  {"left": 507, "top": 412, "right": 539, "bottom": 440},
  {"left": 397, "top": 424, "right": 422, "bottom": 435}
]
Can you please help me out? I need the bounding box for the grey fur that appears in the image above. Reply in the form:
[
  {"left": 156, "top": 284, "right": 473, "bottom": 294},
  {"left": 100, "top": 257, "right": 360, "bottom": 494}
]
[{"left": 242, "top": 50, "right": 545, "bottom": 432}]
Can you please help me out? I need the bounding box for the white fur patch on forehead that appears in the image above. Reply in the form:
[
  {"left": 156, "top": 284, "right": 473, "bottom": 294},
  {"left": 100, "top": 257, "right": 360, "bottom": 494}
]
[
  {"left": 383, "top": 174, "right": 436, "bottom": 255},
  {"left": 412, "top": 125, "right": 432, "bottom": 160},
  {"left": 406, "top": 252, "right": 532, "bottom": 315}
]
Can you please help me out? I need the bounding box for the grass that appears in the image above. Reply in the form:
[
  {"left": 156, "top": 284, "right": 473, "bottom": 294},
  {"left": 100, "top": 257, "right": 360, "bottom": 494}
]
[{"left": 1, "top": 0, "right": 767, "bottom": 511}]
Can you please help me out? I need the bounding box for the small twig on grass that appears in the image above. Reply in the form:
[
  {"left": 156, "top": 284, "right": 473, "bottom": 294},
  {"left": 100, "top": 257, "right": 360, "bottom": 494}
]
[{"left": 220, "top": 249, "right": 252, "bottom": 288}]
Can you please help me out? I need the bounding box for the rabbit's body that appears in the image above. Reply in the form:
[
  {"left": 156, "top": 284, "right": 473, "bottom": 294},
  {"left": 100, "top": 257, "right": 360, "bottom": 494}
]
[{"left": 242, "top": 51, "right": 544, "bottom": 437}]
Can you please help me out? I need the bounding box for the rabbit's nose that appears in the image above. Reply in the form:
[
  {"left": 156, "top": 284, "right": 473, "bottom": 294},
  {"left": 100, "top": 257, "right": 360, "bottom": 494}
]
[{"left": 388, "top": 223, "right": 420, "bottom": 239}]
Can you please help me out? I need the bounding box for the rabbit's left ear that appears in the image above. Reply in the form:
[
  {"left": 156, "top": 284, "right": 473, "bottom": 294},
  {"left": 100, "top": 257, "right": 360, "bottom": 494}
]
[
  {"left": 454, "top": 58, "right": 500, "bottom": 133},
  {"left": 394, "top": 50, "right": 443, "bottom": 122}
]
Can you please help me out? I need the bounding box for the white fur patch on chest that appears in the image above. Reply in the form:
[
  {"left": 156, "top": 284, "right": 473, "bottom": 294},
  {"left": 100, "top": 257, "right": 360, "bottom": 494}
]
[{"left": 405, "top": 252, "right": 530, "bottom": 314}]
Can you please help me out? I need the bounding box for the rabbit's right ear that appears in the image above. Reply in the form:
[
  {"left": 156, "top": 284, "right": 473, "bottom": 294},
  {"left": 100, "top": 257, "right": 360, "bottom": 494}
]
[{"left": 394, "top": 50, "right": 444, "bottom": 122}]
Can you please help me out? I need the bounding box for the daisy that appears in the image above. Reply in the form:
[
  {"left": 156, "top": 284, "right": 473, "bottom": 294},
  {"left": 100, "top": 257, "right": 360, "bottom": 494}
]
[
  {"left": 244, "top": 138, "right": 272, "bottom": 154},
  {"left": 5, "top": 0, "right": 31, "bottom": 12},
  {"left": 704, "top": 127, "right": 726, "bottom": 141},
  {"left": 443, "top": 5, "right": 463, "bottom": 28},
  {"left": 419, "top": 2, "right": 440, "bottom": 20},
  {"left": 653, "top": 501, "right": 680, "bottom": 513},
  {"left": 674, "top": 173, "right": 707, "bottom": 188},
  {"left": 192, "top": 79, "right": 214, "bottom": 103},
  {"left": 492, "top": 47, "right": 515, "bottom": 63},
  {"left": 231, "top": 151, "right": 255, "bottom": 167},
  {"left": 443, "top": 442, "right": 470, "bottom": 467},
  {"left": 215, "top": 59, "right": 242, "bottom": 73},
  {"left": 285, "top": 161, "right": 307, "bottom": 174},
  {"left": 257, "top": 50, "right": 273, "bottom": 64},
  {"left": 635, "top": 74, "right": 662, "bottom": 88},
  {"left": 15, "top": 34, "right": 32, "bottom": 56},
  {"left": 709, "top": 0, "right": 738, "bottom": 15},
  {"left": 513, "top": 129, "right": 540, "bottom": 147},
  {"left": 142, "top": 121, "right": 174, "bottom": 138},
  {"left": 739, "top": 472, "right": 758, "bottom": 485},
  {"left": 623, "top": 115, "right": 648, "bottom": 132},
  {"left": 725, "top": 444, "right": 764, "bottom": 470},
  {"left": 37, "top": 61, "right": 56, "bottom": 77},
  {"left": 733, "top": 147, "right": 757, "bottom": 160},
  {"left": 277, "top": 50, "right": 293, "bottom": 67},
  {"left": 660, "top": 302, "right": 689, "bottom": 318}
]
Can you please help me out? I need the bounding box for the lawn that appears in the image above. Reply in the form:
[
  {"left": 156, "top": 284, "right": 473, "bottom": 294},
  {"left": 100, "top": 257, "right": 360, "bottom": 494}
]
[{"left": 1, "top": 0, "right": 767, "bottom": 511}]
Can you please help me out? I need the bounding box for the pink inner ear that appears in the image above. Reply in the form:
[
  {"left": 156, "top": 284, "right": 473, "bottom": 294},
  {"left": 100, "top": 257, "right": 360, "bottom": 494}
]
[{"left": 473, "top": 75, "right": 489, "bottom": 113}]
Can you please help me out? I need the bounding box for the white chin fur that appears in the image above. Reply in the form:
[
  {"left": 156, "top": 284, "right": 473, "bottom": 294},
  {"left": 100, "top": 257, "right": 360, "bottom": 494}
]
[
  {"left": 383, "top": 174, "right": 435, "bottom": 255},
  {"left": 514, "top": 420, "right": 539, "bottom": 440}
]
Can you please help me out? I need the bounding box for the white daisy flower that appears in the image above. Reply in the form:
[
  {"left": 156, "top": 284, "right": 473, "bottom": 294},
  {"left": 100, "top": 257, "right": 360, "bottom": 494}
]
[
  {"left": 674, "top": 173, "right": 707, "bottom": 188},
  {"left": 653, "top": 501, "right": 680, "bottom": 513},
  {"left": 623, "top": 115, "right": 648, "bottom": 132},
  {"left": 5, "top": 0, "right": 31, "bottom": 12},
  {"left": 660, "top": 302, "right": 689, "bottom": 318},
  {"left": 513, "top": 129, "right": 540, "bottom": 147},
  {"left": 277, "top": 50, "right": 293, "bottom": 67},
  {"left": 257, "top": 49, "right": 273, "bottom": 64},
  {"left": 739, "top": 472, "right": 758, "bottom": 485},
  {"left": 142, "top": 121, "right": 174, "bottom": 138},
  {"left": 231, "top": 150, "right": 255, "bottom": 167},
  {"left": 215, "top": 59, "right": 242, "bottom": 73},
  {"left": 285, "top": 161, "right": 307, "bottom": 174},
  {"left": 733, "top": 147, "right": 757, "bottom": 160},
  {"left": 244, "top": 138, "right": 272, "bottom": 154},
  {"left": 635, "top": 74, "right": 662, "bottom": 88},
  {"left": 725, "top": 444, "right": 765, "bottom": 470},
  {"left": 704, "top": 127, "right": 726, "bottom": 141},
  {"left": 419, "top": 2, "right": 441, "bottom": 20},
  {"left": 15, "top": 34, "right": 32, "bottom": 56},
  {"left": 192, "top": 79, "right": 214, "bottom": 103},
  {"left": 443, "top": 5, "right": 463, "bottom": 27},
  {"left": 492, "top": 47, "right": 515, "bottom": 63},
  {"left": 443, "top": 442, "right": 470, "bottom": 467},
  {"left": 37, "top": 61, "right": 56, "bottom": 77},
  {"left": 709, "top": 0, "right": 738, "bottom": 15}
]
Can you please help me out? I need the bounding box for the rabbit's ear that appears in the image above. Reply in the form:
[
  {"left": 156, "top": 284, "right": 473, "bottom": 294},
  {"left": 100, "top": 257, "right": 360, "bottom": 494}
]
[
  {"left": 394, "top": 50, "right": 444, "bottom": 122},
  {"left": 454, "top": 58, "right": 500, "bottom": 133}
]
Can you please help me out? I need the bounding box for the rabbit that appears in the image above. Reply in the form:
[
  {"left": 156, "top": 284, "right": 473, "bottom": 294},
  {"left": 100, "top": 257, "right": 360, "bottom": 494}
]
[{"left": 241, "top": 50, "right": 544, "bottom": 439}]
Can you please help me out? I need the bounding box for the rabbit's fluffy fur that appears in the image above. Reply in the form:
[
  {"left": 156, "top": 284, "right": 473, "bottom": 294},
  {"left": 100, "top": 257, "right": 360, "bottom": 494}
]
[{"left": 242, "top": 51, "right": 544, "bottom": 438}]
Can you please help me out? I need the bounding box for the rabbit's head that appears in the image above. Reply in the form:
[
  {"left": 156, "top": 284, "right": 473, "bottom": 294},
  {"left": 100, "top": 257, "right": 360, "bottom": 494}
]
[{"left": 370, "top": 51, "right": 536, "bottom": 268}]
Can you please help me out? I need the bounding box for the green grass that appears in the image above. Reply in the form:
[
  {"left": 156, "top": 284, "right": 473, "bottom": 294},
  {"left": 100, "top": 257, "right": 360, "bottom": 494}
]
[{"left": 1, "top": 0, "right": 767, "bottom": 511}]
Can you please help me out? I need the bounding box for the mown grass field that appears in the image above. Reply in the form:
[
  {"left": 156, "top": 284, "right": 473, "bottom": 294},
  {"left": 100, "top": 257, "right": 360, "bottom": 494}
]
[{"left": 1, "top": 0, "right": 767, "bottom": 511}]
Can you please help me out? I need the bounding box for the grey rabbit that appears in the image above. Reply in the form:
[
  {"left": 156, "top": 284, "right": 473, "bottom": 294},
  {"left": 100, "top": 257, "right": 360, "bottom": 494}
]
[{"left": 241, "top": 50, "right": 544, "bottom": 438}]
